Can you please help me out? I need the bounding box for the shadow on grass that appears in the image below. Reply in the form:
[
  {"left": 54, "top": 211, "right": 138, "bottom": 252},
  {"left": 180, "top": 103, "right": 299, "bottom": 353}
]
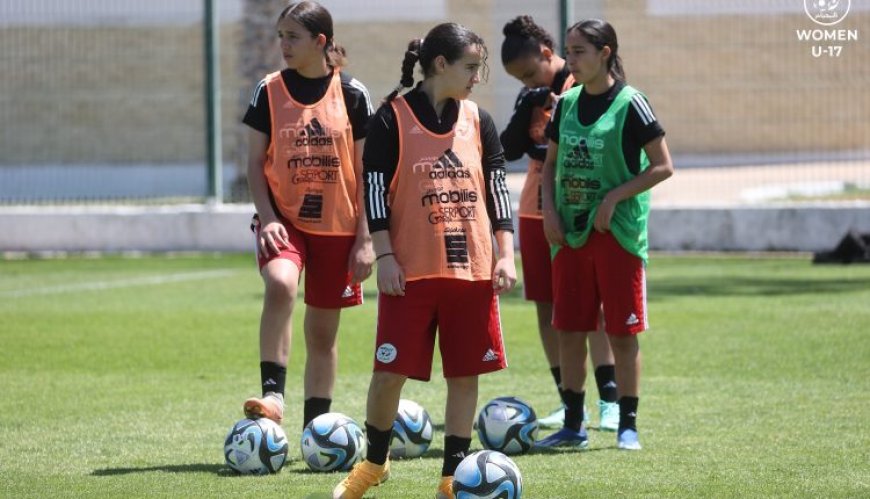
[
  {"left": 288, "top": 448, "right": 446, "bottom": 477},
  {"left": 649, "top": 276, "right": 870, "bottom": 300},
  {"left": 91, "top": 463, "right": 229, "bottom": 476},
  {"left": 527, "top": 445, "right": 610, "bottom": 455}
]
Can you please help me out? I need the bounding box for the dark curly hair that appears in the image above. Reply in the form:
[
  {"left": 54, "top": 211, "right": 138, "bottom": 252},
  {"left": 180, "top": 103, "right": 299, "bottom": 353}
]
[{"left": 501, "top": 15, "right": 555, "bottom": 65}]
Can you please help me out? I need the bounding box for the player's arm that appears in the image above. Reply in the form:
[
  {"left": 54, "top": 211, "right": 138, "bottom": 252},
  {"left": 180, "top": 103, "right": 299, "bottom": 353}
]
[
  {"left": 246, "top": 127, "right": 288, "bottom": 256},
  {"left": 243, "top": 79, "right": 288, "bottom": 255},
  {"left": 499, "top": 87, "right": 551, "bottom": 161},
  {"left": 348, "top": 138, "right": 375, "bottom": 283},
  {"left": 480, "top": 109, "right": 517, "bottom": 294},
  {"left": 363, "top": 104, "right": 404, "bottom": 296},
  {"left": 344, "top": 75, "right": 376, "bottom": 283},
  {"left": 541, "top": 99, "right": 566, "bottom": 246},
  {"left": 593, "top": 95, "right": 674, "bottom": 232}
]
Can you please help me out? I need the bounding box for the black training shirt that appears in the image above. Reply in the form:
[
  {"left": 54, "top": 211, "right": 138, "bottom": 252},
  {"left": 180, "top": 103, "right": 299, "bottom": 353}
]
[
  {"left": 242, "top": 68, "right": 373, "bottom": 142},
  {"left": 363, "top": 85, "right": 513, "bottom": 234},
  {"left": 500, "top": 64, "right": 573, "bottom": 162}
]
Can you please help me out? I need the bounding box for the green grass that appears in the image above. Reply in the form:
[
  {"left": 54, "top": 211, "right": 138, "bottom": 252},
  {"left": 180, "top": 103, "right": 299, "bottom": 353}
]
[{"left": 1, "top": 253, "right": 868, "bottom": 498}]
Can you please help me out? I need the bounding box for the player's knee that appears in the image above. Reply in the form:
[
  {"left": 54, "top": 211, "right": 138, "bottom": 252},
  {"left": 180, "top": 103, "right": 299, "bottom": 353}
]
[
  {"left": 608, "top": 335, "right": 639, "bottom": 356},
  {"left": 446, "top": 375, "right": 477, "bottom": 392},
  {"left": 305, "top": 330, "right": 337, "bottom": 354},
  {"left": 370, "top": 371, "right": 406, "bottom": 394},
  {"left": 263, "top": 274, "right": 298, "bottom": 302}
]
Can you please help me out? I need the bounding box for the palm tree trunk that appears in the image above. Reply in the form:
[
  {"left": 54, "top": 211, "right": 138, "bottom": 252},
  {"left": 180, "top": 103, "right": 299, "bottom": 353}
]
[{"left": 233, "top": 0, "right": 283, "bottom": 200}]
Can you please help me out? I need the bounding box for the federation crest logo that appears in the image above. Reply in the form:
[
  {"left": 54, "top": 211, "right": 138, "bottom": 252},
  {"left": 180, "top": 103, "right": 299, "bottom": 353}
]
[
  {"left": 804, "top": 0, "right": 850, "bottom": 26},
  {"left": 376, "top": 343, "right": 397, "bottom": 364}
]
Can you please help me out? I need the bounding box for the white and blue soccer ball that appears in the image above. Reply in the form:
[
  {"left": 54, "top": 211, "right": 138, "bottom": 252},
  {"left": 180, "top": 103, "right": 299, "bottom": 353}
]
[
  {"left": 389, "top": 399, "right": 434, "bottom": 459},
  {"left": 300, "top": 412, "right": 366, "bottom": 472},
  {"left": 224, "top": 418, "right": 289, "bottom": 474},
  {"left": 476, "top": 396, "right": 538, "bottom": 455},
  {"left": 453, "top": 450, "right": 523, "bottom": 499}
]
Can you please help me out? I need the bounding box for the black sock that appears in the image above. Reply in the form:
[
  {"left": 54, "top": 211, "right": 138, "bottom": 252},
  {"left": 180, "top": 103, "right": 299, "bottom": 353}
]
[
  {"left": 594, "top": 365, "right": 618, "bottom": 403},
  {"left": 364, "top": 422, "right": 393, "bottom": 466},
  {"left": 562, "top": 389, "right": 586, "bottom": 431},
  {"left": 550, "top": 366, "right": 567, "bottom": 405},
  {"left": 618, "top": 396, "right": 639, "bottom": 432},
  {"left": 303, "top": 397, "right": 332, "bottom": 429},
  {"left": 259, "top": 361, "right": 286, "bottom": 397},
  {"left": 441, "top": 435, "right": 472, "bottom": 476}
]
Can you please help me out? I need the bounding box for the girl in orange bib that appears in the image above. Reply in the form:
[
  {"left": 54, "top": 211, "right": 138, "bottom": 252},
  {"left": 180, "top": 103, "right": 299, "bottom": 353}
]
[
  {"left": 241, "top": 1, "right": 374, "bottom": 429},
  {"left": 333, "top": 23, "right": 516, "bottom": 499}
]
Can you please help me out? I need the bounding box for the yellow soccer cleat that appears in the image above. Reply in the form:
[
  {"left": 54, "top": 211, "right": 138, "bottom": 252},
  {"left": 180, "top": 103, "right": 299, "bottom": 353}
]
[{"left": 333, "top": 459, "right": 391, "bottom": 499}]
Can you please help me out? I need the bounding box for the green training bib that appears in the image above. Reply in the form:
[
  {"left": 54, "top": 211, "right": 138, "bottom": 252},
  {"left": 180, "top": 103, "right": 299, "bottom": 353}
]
[{"left": 553, "top": 84, "right": 651, "bottom": 262}]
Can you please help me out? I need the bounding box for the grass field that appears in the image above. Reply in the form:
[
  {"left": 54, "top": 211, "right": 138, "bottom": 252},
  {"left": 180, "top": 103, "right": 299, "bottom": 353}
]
[{"left": 1, "top": 253, "right": 868, "bottom": 498}]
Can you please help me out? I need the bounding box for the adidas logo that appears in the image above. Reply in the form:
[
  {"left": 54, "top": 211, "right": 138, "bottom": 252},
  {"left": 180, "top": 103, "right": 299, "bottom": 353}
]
[
  {"left": 341, "top": 286, "right": 354, "bottom": 298},
  {"left": 482, "top": 349, "right": 499, "bottom": 362},
  {"left": 263, "top": 378, "right": 277, "bottom": 387},
  {"left": 625, "top": 313, "right": 639, "bottom": 326},
  {"left": 294, "top": 118, "right": 333, "bottom": 147},
  {"left": 302, "top": 117, "right": 326, "bottom": 137}
]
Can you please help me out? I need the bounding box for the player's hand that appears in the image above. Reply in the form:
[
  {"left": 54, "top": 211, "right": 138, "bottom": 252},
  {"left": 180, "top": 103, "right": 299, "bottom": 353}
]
[
  {"left": 347, "top": 236, "right": 374, "bottom": 284},
  {"left": 521, "top": 86, "right": 554, "bottom": 109},
  {"left": 593, "top": 195, "right": 616, "bottom": 233},
  {"left": 259, "top": 220, "right": 289, "bottom": 256},
  {"left": 543, "top": 210, "right": 567, "bottom": 247},
  {"left": 376, "top": 255, "right": 406, "bottom": 296},
  {"left": 492, "top": 257, "right": 517, "bottom": 295}
]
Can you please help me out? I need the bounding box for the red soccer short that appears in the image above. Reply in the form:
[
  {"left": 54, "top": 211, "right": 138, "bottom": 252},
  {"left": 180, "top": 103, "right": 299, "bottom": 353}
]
[
  {"left": 253, "top": 216, "right": 362, "bottom": 309},
  {"left": 551, "top": 231, "right": 647, "bottom": 336},
  {"left": 373, "top": 278, "right": 507, "bottom": 381},
  {"left": 518, "top": 216, "right": 553, "bottom": 303}
]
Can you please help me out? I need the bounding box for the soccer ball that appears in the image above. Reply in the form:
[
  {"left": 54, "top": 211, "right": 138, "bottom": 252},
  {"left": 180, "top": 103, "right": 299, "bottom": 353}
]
[
  {"left": 476, "top": 396, "right": 538, "bottom": 455},
  {"left": 300, "top": 412, "right": 366, "bottom": 472},
  {"left": 453, "top": 450, "right": 523, "bottom": 499},
  {"left": 389, "top": 399, "right": 434, "bottom": 459},
  {"left": 224, "top": 418, "right": 289, "bottom": 475}
]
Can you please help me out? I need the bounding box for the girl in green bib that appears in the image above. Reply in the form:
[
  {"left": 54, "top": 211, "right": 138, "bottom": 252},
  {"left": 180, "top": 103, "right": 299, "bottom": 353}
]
[
  {"left": 499, "top": 14, "right": 621, "bottom": 433},
  {"left": 537, "top": 19, "right": 674, "bottom": 451}
]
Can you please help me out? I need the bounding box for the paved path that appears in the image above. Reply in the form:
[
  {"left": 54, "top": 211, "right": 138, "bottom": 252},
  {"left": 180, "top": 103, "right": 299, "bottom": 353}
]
[{"left": 506, "top": 160, "right": 870, "bottom": 207}]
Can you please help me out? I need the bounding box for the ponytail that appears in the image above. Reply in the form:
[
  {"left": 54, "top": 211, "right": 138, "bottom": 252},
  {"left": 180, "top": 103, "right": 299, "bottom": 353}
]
[
  {"left": 385, "top": 38, "right": 423, "bottom": 102},
  {"left": 384, "top": 24, "right": 488, "bottom": 102},
  {"left": 327, "top": 41, "right": 347, "bottom": 68},
  {"left": 610, "top": 54, "right": 625, "bottom": 82}
]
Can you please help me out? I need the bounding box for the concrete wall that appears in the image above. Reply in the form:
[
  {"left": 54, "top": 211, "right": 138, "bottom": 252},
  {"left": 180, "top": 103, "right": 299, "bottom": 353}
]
[
  {"left": 3, "top": 205, "right": 868, "bottom": 253},
  {"left": 648, "top": 205, "right": 870, "bottom": 252}
]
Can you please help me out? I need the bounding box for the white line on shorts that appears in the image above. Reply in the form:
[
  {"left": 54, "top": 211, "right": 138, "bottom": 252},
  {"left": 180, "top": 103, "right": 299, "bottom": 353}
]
[{"left": 1, "top": 269, "right": 241, "bottom": 298}]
